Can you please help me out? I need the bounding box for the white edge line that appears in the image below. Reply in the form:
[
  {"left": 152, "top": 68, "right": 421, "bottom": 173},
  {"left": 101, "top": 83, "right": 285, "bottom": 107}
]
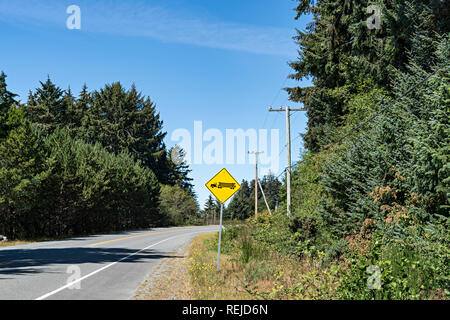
[{"left": 35, "top": 229, "right": 215, "bottom": 300}]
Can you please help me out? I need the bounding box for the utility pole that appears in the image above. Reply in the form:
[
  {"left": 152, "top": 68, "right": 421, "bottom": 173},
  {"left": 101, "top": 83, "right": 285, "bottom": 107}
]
[
  {"left": 269, "top": 106, "right": 305, "bottom": 217},
  {"left": 248, "top": 151, "right": 264, "bottom": 217},
  {"left": 257, "top": 179, "right": 272, "bottom": 215}
]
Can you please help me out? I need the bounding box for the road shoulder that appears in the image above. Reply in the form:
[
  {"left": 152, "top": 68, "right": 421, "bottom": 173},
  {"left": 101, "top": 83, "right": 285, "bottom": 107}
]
[{"left": 133, "top": 241, "right": 193, "bottom": 300}]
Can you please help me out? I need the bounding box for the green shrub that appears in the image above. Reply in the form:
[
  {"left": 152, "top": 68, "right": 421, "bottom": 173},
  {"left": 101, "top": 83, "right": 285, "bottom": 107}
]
[
  {"left": 338, "top": 222, "right": 449, "bottom": 300},
  {"left": 159, "top": 184, "right": 199, "bottom": 226}
]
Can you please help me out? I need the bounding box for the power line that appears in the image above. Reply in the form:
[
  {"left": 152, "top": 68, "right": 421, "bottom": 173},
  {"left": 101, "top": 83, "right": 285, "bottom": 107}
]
[
  {"left": 268, "top": 106, "right": 306, "bottom": 217},
  {"left": 278, "top": 133, "right": 302, "bottom": 158},
  {"left": 275, "top": 168, "right": 286, "bottom": 181},
  {"left": 267, "top": 9, "right": 446, "bottom": 211},
  {"left": 263, "top": 75, "right": 290, "bottom": 130},
  {"left": 269, "top": 76, "right": 289, "bottom": 108}
]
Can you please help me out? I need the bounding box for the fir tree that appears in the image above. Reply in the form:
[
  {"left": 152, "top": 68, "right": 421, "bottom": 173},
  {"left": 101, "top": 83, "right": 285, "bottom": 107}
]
[
  {"left": 0, "top": 72, "right": 18, "bottom": 140},
  {"left": 287, "top": 0, "right": 448, "bottom": 151},
  {"left": 203, "top": 195, "right": 218, "bottom": 222},
  {"left": 74, "top": 84, "right": 92, "bottom": 131},
  {"left": 225, "top": 180, "right": 252, "bottom": 220},
  {"left": 25, "top": 76, "right": 67, "bottom": 134},
  {"left": 167, "top": 146, "right": 194, "bottom": 195},
  {"left": 0, "top": 106, "right": 49, "bottom": 238},
  {"left": 83, "top": 82, "right": 168, "bottom": 182}
]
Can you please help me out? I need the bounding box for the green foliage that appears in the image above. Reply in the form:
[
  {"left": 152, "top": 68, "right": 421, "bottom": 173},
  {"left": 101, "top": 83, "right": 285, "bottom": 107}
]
[
  {"left": 25, "top": 77, "right": 68, "bottom": 134},
  {"left": 0, "top": 106, "right": 51, "bottom": 239},
  {"left": 0, "top": 72, "right": 18, "bottom": 139},
  {"left": 339, "top": 219, "right": 449, "bottom": 299},
  {"left": 166, "top": 146, "right": 195, "bottom": 195},
  {"left": 259, "top": 174, "right": 282, "bottom": 210},
  {"left": 80, "top": 82, "right": 168, "bottom": 183},
  {"left": 0, "top": 74, "right": 197, "bottom": 239},
  {"left": 201, "top": 195, "right": 220, "bottom": 224},
  {"left": 159, "top": 184, "right": 199, "bottom": 226},
  {"left": 288, "top": 0, "right": 449, "bottom": 151},
  {"left": 249, "top": 213, "right": 302, "bottom": 256},
  {"left": 0, "top": 117, "right": 162, "bottom": 238},
  {"left": 23, "top": 79, "right": 193, "bottom": 190},
  {"left": 224, "top": 180, "right": 252, "bottom": 220},
  {"left": 269, "top": 1, "right": 450, "bottom": 299},
  {"left": 319, "top": 35, "right": 449, "bottom": 236},
  {"left": 42, "top": 128, "right": 162, "bottom": 236}
]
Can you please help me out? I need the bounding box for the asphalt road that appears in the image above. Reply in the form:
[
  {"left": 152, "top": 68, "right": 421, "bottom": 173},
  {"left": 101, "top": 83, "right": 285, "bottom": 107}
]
[{"left": 0, "top": 225, "right": 218, "bottom": 300}]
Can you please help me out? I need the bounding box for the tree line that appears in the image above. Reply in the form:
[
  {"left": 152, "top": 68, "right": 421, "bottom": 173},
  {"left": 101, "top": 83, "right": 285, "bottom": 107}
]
[{"left": 0, "top": 76, "right": 197, "bottom": 239}]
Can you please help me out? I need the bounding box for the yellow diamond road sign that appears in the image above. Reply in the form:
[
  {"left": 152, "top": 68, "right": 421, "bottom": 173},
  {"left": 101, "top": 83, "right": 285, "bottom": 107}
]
[{"left": 205, "top": 168, "right": 241, "bottom": 203}]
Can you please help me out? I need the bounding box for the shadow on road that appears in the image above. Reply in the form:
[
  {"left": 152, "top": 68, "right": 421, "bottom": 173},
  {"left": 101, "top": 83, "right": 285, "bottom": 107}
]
[{"left": 0, "top": 247, "right": 183, "bottom": 277}]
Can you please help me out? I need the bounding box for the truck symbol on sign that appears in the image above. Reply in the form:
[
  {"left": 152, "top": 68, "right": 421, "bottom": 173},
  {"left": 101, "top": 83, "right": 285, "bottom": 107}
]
[{"left": 210, "top": 182, "right": 237, "bottom": 190}]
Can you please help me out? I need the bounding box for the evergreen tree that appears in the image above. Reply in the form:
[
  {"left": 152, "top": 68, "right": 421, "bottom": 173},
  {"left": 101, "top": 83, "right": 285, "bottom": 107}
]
[
  {"left": 225, "top": 180, "right": 252, "bottom": 220},
  {"left": 319, "top": 33, "right": 450, "bottom": 236},
  {"left": 73, "top": 84, "right": 92, "bottom": 132},
  {"left": 167, "top": 146, "right": 195, "bottom": 195},
  {"left": 0, "top": 72, "right": 18, "bottom": 139},
  {"left": 260, "top": 173, "right": 282, "bottom": 210},
  {"left": 82, "top": 82, "right": 168, "bottom": 183},
  {"left": 287, "top": 0, "right": 448, "bottom": 152},
  {"left": 203, "top": 195, "right": 218, "bottom": 222},
  {"left": 62, "top": 87, "right": 76, "bottom": 128},
  {"left": 0, "top": 106, "right": 50, "bottom": 238},
  {"left": 159, "top": 184, "right": 199, "bottom": 226},
  {"left": 25, "top": 77, "right": 68, "bottom": 134}
]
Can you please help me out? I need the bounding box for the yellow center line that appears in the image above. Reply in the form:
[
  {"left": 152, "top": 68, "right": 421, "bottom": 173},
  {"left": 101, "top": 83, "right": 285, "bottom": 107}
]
[
  {"left": 87, "top": 228, "right": 192, "bottom": 247},
  {"left": 0, "top": 261, "right": 12, "bottom": 267}
]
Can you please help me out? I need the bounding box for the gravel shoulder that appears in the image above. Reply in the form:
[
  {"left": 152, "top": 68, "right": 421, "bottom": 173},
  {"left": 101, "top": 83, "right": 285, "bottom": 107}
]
[{"left": 133, "top": 241, "right": 193, "bottom": 300}]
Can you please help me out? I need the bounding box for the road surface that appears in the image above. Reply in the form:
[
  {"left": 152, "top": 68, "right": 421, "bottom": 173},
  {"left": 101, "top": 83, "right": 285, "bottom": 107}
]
[{"left": 0, "top": 225, "right": 218, "bottom": 300}]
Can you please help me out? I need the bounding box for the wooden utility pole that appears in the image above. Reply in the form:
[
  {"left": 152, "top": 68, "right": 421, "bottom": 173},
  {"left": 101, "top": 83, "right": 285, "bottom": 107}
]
[
  {"left": 248, "top": 151, "right": 264, "bottom": 217},
  {"left": 258, "top": 179, "right": 272, "bottom": 215},
  {"left": 269, "top": 106, "right": 306, "bottom": 217}
]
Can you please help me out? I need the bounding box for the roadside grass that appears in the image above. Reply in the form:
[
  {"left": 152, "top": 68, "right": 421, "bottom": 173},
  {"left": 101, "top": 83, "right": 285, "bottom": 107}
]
[
  {"left": 0, "top": 240, "right": 34, "bottom": 248},
  {"left": 189, "top": 232, "right": 253, "bottom": 299},
  {"left": 0, "top": 235, "right": 85, "bottom": 248},
  {"left": 188, "top": 228, "right": 342, "bottom": 300}
]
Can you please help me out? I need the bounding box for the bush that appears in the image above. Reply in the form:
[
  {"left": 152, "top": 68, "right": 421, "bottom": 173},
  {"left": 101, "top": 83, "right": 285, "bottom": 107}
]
[
  {"left": 338, "top": 218, "right": 449, "bottom": 300},
  {"left": 159, "top": 184, "right": 199, "bottom": 226}
]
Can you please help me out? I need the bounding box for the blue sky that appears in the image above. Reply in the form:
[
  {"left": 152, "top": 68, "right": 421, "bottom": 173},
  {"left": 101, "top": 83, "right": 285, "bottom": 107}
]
[{"left": 0, "top": 0, "right": 312, "bottom": 208}]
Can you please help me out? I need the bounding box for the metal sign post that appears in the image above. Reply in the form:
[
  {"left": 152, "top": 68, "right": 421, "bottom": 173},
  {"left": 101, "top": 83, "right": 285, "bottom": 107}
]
[
  {"left": 205, "top": 168, "right": 241, "bottom": 272},
  {"left": 216, "top": 202, "right": 224, "bottom": 271}
]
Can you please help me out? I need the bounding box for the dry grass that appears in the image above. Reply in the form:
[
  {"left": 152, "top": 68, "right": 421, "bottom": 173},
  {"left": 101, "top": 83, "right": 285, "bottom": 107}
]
[
  {"left": 0, "top": 241, "right": 34, "bottom": 248},
  {"left": 188, "top": 233, "right": 254, "bottom": 300},
  {"left": 188, "top": 232, "right": 343, "bottom": 300},
  {"left": 134, "top": 231, "right": 343, "bottom": 300}
]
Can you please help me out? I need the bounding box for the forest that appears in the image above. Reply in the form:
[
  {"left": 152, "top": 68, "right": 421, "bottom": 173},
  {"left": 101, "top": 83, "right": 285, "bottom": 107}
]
[{"left": 0, "top": 77, "right": 198, "bottom": 239}]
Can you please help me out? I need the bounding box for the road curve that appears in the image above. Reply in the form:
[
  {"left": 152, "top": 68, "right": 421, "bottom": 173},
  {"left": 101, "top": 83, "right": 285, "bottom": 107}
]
[{"left": 0, "top": 225, "right": 218, "bottom": 300}]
